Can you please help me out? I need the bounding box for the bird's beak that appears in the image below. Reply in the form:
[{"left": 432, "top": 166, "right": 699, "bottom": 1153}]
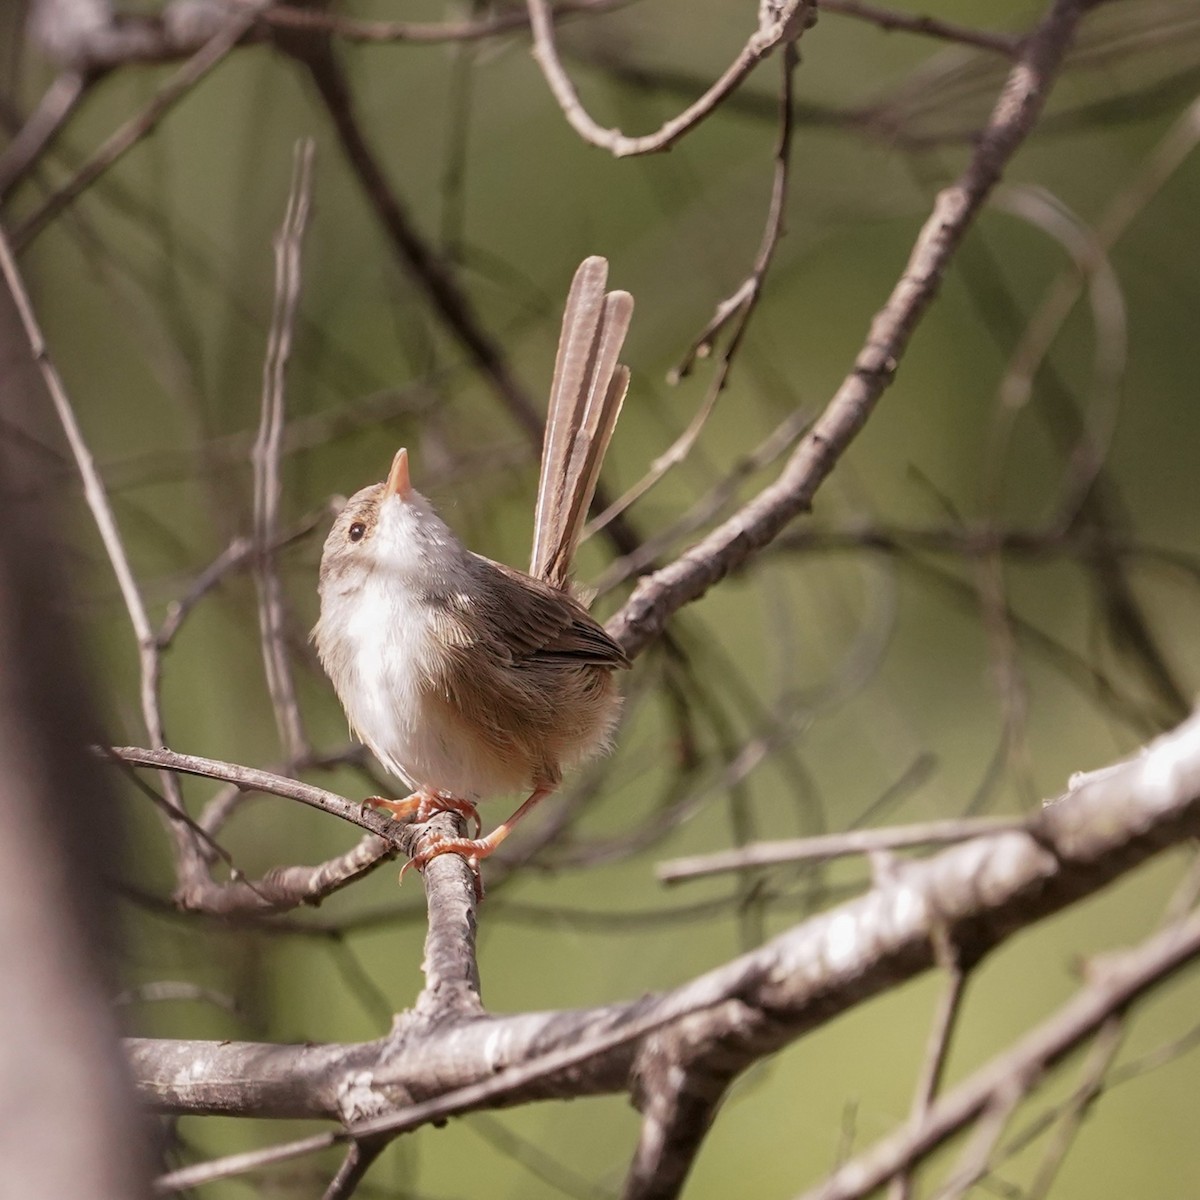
[{"left": 384, "top": 448, "right": 412, "bottom": 500}]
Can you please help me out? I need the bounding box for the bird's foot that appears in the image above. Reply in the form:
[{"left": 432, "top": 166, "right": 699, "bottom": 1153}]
[
  {"left": 398, "top": 785, "right": 554, "bottom": 901},
  {"left": 400, "top": 831, "right": 505, "bottom": 902},
  {"left": 361, "top": 790, "right": 482, "bottom": 837}
]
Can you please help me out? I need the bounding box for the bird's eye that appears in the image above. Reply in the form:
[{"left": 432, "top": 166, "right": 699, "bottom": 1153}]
[{"left": 348, "top": 521, "right": 367, "bottom": 542}]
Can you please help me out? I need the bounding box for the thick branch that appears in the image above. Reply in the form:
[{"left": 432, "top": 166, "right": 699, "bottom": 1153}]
[{"left": 134, "top": 708, "right": 1200, "bottom": 1194}]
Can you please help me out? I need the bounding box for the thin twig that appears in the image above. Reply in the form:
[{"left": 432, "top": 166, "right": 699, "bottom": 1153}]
[
  {"left": 107, "top": 746, "right": 390, "bottom": 835},
  {"left": 993, "top": 1018, "right": 1200, "bottom": 1175},
  {"left": 972, "top": 535, "right": 1037, "bottom": 807},
  {"left": 889, "top": 934, "right": 970, "bottom": 1200},
  {"left": 0, "top": 70, "right": 90, "bottom": 199},
  {"left": 987, "top": 186, "right": 1128, "bottom": 529},
  {"left": 157, "top": 504, "right": 332, "bottom": 649},
  {"left": 796, "top": 905, "right": 1200, "bottom": 1200},
  {"left": 1022, "top": 1018, "right": 1124, "bottom": 1200},
  {"left": 592, "top": 405, "right": 812, "bottom": 596},
  {"left": 820, "top": 0, "right": 1021, "bottom": 57},
  {"left": 586, "top": 38, "right": 803, "bottom": 538},
  {"left": 658, "top": 817, "right": 1024, "bottom": 883},
  {"left": 468, "top": 1114, "right": 615, "bottom": 1200},
  {"left": 157, "top": 536, "right": 253, "bottom": 648},
  {"left": 13, "top": 2, "right": 267, "bottom": 249},
  {"left": 105, "top": 745, "right": 406, "bottom": 914},
  {"left": 527, "top": 0, "right": 816, "bottom": 156},
  {"left": 321, "top": 1141, "right": 384, "bottom": 1200},
  {"left": 261, "top": 0, "right": 629, "bottom": 44},
  {"left": 252, "top": 138, "right": 316, "bottom": 762},
  {"left": 0, "top": 224, "right": 203, "bottom": 880},
  {"left": 931, "top": 1085, "right": 1023, "bottom": 1200}
]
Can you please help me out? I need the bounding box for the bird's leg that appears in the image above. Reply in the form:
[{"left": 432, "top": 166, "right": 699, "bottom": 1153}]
[
  {"left": 362, "top": 789, "right": 482, "bottom": 837},
  {"left": 402, "top": 785, "right": 554, "bottom": 880}
]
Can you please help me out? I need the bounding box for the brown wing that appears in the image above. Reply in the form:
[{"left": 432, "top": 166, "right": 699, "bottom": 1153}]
[{"left": 459, "top": 555, "right": 630, "bottom": 670}]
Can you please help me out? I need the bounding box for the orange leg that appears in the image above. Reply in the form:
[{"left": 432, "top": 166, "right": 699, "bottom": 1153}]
[
  {"left": 402, "top": 786, "right": 554, "bottom": 882},
  {"left": 362, "top": 790, "right": 482, "bottom": 837}
]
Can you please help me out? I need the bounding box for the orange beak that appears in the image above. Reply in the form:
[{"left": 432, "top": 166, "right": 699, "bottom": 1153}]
[{"left": 384, "top": 447, "right": 412, "bottom": 500}]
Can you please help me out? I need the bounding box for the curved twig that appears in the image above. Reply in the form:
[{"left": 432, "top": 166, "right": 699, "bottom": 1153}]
[{"left": 527, "top": 0, "right": 816, "bottom": 156}]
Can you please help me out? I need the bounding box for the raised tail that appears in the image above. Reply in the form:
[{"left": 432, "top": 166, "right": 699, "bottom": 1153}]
[{"left": 530, "top": 256, "right": 633, "bottom": 590}]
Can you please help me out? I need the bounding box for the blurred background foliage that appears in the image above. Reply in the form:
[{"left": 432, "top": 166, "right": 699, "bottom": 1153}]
[{"left": 6, "top": 0, "right": 1200, "bottom": 1195}]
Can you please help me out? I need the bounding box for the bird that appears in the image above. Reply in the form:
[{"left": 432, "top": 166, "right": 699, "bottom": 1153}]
[{"left": 314, "top": 256, "right": 633, "bottom": 885}]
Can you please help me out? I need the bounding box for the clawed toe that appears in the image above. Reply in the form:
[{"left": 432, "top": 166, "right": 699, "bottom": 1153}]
[
  {"left": 360, "top": 792, "right": 481, "bottom": 837},
  {"left": 401, "top": 835, "right": 485, "bottom": 901},
  {"left": 414, "top": 793, "right": 481, "bottom": 837}
]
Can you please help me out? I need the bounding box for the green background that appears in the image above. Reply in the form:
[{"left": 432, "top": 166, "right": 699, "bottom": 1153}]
[{"left": 8, "top": 0, "right": 1200, "bottom": 1195}]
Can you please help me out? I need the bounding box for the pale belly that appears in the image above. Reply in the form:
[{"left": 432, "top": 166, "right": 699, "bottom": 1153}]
[{"left": 335, "top": 582, "right": 525, "bottom": 801}]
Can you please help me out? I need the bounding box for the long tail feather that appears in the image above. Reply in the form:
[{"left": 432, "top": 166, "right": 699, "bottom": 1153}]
[{"left": 531, "top": 257, "right": 633, "bottom": 590}]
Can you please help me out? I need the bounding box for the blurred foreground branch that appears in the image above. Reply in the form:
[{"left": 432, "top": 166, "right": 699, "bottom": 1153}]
[{"left": 0, "top": 216, "right": 151, "bottom": 1197}]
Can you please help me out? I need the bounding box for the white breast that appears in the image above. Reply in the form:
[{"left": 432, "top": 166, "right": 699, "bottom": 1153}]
[
  {"left": 317, "top": 488, "right": 518, "bottom": 801},
  {"left": 337, "top": 569, "right": 431, "bottom": 780},
  {"left": 327, "top": 566, "right": 512, "bottom": 801}
]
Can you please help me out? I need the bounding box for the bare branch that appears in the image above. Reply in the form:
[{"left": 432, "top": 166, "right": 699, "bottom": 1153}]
[
  {"left": 13, "top": 2, "right": 267, "bottom": 249},
  {"left": 0, "top": 224, "right": 204, "bottom": 883},
  {"left": 262, "top": 0, "right": 631, "bottom": 45},
  {"left": 412, "top": 819, "right": 485, "bottom": 1022},
  {"left": 107, "top": 745, "right": 390, "bottom": 835},
  {"left": 132, "top": 707, "right": 1200, "bottom": 1193},
  {"left": 888, "top": 935, "right": 970, "bottom": 1200},
  {"left": 587, "top": 39, "right": 802, "bottom": 539},
  {"left": 106, "top": 745, "right": 406, "bottom": 913},
  {"left": 181, "top": 833, "right": 400, "bottom": 916},
  {"left": 106, "top": 746, "right": 484, "bottom": 920},
  {"left": 252, "top": 137, "right": 315, "bottom": 762},
  {"left": 528, "top": 0, "right": 816, "bottom": 156},
  {"left": 659, "top": 817, "right": 1024, "bottom": 883},
  {"left": 797, "top": 912, "right": 1200, "bottom": 1200},
  {"left": 0, "top": 70, "right": 90, "bottom": 199},
  {"left": 608, "top": 0, "right": 1090, "bottom": 659},
  {"left": 820, "top": 0, "right": 1021, "bottom": 57},
  {"left": 322, "top": 1141, "right": 384, "bottom": 1200}
]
